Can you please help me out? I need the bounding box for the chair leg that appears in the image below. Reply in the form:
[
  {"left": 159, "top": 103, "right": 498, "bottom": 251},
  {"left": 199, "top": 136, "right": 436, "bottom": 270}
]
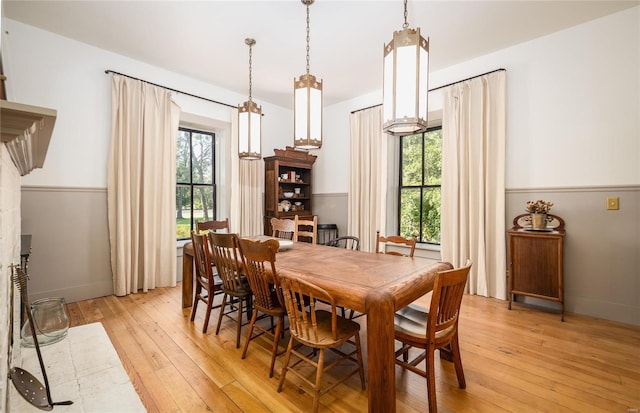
[
  {"left": 354, "top": 333, "right": 366, "bottom": 390},
  {"left": 312, "top": 348, "right": 325, "bottom": 413},
  {"left": 215, "top": 293, "right": 229, "bottom": 335},
  {"left": 269, "top": 316, "right": 284, "bottom": 378},
  {"left": 190, "top": 285, "right": 201, "bottom": 322},
  {"left": 451, "top": 334, "right": 466, "bottom": 389},
  {"left": 277, "top": 337, "right": 295, "bottom": 392},
  {"left": 235, "top": 295, "right": 244, "bottom": 348},
  {"left": 426, "top": 350, "right": 437, "bottom": 413},
  {"left": 241, "top": 310, "right": 259, "bottom": 359}
]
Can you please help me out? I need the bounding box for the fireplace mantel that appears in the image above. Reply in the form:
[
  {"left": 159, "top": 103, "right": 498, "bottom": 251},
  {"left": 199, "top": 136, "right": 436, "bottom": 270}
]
[{"left": 0, "top": 100, "right": 56, "bottom": 176}]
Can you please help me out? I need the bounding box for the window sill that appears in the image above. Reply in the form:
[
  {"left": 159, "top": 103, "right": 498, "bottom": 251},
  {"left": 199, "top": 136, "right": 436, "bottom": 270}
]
[{"left": 177, "top": 239, "right": 191, "bottom": 249}]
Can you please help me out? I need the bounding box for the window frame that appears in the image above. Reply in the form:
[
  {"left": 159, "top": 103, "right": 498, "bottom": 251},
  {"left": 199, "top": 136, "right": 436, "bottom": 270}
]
[
  {"left": 176, "top": 127, "right": 216, "bottom": 241},
  {"left": 397, "top": 125, "right": 442, "bottom": 246}
]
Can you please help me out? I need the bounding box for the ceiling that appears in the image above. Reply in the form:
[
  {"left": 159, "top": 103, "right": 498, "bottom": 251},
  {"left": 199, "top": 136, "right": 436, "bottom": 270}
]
[{"left": 2, "top": 1, "right": 638, "bottom": 109}]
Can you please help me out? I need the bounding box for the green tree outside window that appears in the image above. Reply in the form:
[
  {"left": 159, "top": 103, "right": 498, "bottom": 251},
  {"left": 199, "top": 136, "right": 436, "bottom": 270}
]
[{"left": 399, "top": 127, "right": 442, "bottom": 244}]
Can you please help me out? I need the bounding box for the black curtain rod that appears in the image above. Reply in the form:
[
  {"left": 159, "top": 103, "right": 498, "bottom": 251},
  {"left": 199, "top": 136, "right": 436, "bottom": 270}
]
[
  {"left": 105, "top": 69, "right": 237, "bottom": 109},
  {"left": 350, "top": 68, "right": 506, "bottom": 114}
]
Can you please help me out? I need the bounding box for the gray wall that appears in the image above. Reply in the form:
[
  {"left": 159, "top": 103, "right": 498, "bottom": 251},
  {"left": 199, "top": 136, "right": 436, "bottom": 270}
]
[
  {"left": 21, "top": 186, "right": 113, "bottom": 302},
  {"left": 505, "top": 186, "right": 639, "bottom": 326},
  {"left": 21, "top": 185, "right": 640, "bottom": 326}
]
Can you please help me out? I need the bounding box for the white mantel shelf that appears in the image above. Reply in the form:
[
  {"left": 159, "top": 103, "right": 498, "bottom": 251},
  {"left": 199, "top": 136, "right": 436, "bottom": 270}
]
[
  {"left": 10, "top": 322, "right": 144, "bottom": 412},
  {"left": 0, "top": 100, "right": 56, "bottom": 176}
]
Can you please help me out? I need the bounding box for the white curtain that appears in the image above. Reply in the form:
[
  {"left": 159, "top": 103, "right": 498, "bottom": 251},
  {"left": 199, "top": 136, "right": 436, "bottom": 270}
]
[
  {"left": 348, "top": 106, "right": 387, "bottom": 252},
  {"left": 441, "top": 70, "right": 507, "bottom": 298},
  {"left": 229, "top": 108, "right": 263, "bottom": 236},
  {"left": 107, "top": 74, "right": 181, "bottom": 296}
]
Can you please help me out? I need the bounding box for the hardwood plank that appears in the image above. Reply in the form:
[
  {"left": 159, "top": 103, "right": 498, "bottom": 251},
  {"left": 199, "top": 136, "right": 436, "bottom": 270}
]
[{"left": 67, "top": 285, "right": 640, "bottom": 413}]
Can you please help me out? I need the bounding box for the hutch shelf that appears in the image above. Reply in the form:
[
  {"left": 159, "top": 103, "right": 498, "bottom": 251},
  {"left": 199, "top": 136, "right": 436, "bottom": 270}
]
[{"left": 263, "top": 147, "right": 316, "bottom": 235}]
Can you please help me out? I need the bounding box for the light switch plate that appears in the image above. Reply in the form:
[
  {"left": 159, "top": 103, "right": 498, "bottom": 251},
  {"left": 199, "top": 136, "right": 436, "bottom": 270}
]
[{"left": 606, "top": 197, "right": 619, "bottom": 210}]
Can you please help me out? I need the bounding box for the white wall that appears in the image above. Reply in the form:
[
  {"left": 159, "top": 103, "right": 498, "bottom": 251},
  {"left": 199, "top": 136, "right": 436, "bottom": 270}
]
[
  {"left": 1, "top": 18, "right": 293, "bottom": 189},
  {"left": 319, "top": 6, "right": 640, "bottom": 192}
]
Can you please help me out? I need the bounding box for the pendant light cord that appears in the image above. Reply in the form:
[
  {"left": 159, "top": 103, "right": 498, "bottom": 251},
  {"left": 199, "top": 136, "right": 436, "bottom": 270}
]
[
  {"left": 403, "top": 0, "right": 409, "bottom": 29},
  {"left": 248, "top": 41, "right": 253, "bottom": 102},
  {"left": 244, "top": 38, "right": 256, "bottom": 103},
  {"left": 306, "top": 2, "right": 311, "bottom": 75}
]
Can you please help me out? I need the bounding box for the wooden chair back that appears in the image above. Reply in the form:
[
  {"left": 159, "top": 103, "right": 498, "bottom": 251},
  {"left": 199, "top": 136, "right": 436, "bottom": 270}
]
[
  {"left": 376, "top": 230, "right": 417, "bottom": 257},
  {"left": 196, "top": 218, "right": 229, "bottom": 234},
  {"left": 192, "top": 231, "right": 215, "bottom": 284},
  {"left": 207, "top": 232, "right": 245, "bottom": 295},
  {"left": 270, "top": 217, "right": 296, "bottom": 240},
  {"left": 294, "top": 215, "right": 318, "bottom": 244},
  {"left": 238, "top": 238, "right": 283, "bottom": 311},
  {"left": 428, "top": 261, "right": 471, "bottom": 345},
  {"left": 326, "top": 235, "right": 360, "bottom": 251},
  {"left": 279, "top": 274, "right": 338, "bottom": 346}
]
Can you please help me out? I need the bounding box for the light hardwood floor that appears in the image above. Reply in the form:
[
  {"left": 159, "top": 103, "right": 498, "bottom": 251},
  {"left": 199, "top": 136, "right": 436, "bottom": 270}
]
[{"left": 66, "top": 284, "right": 640, "bottom": 413}]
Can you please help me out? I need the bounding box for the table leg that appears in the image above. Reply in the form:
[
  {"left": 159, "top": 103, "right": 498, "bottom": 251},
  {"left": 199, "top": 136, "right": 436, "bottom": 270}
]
[
  {"left": 182, "top": 242, "right": 194, "bottom": 309},
  {"left": 366, "top": 291, "right": 396, "bottom": 413}
]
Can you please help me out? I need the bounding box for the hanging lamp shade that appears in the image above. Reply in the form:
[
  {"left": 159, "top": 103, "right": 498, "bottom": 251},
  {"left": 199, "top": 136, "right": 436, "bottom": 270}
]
[
  {"left": 293, "top": 0, "right": 322, "bottom": 150},
  {"left": 294, "top": 73, "right": 322, "bottom": 149},
  {"left": 382, "top": 1, "right": 429, "bottom": 137},
  {"left": 239, "top": 38, "right": 262, "bottom": 160}
]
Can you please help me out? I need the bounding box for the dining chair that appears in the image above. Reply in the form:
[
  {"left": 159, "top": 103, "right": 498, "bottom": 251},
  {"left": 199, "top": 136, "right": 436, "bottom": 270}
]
[
  {"left": 277, "top": 273, "right": 366, "bottom": 413},
  {"left": 393, "top": 260, "right": 472, "bottom": 413},
  {"left": 325, "top": 235, "right": 360, "bottom": 251},
  {"left": 294, "top": 215, "right": 318, "bottom": 244},
  {"left": 270, "top": 217, "right": 296, "bottom": 240},
  {"left": 196, "top": 218, "right": 230, "bottom": 234},
  {"left": 208, "top": 232, "right": 253, "bottom": 348},
  {"left": 376, "top": 230, "right": 417, "bottom": 257},
  {"left": 189, "top": 231, "right": 225, "bottom": 333},
  {"left": 237, "top": 238, "right": 287, "bottom": 378}
]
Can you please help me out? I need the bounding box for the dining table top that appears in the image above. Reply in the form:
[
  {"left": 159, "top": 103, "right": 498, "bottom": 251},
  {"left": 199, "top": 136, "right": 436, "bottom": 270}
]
[{"left": 246, "top": 235, "right": 449, "bottom": 317}]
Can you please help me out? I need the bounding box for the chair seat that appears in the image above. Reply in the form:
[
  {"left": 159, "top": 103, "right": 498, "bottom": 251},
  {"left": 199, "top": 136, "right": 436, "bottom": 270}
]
[
  {"left": 394, "top": 304, "right": 455, "bottom": 343},
  {"left": 301, "top": 310, "right": 361, "bottom": 347}
]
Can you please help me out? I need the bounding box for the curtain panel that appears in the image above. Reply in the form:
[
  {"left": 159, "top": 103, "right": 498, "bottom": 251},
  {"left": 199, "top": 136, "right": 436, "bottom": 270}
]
[
  {"left": 348, "top": 106, "right": 388, "bottom": 252},
  {"left": 441, "top": 70, "right": 507, "bottom": 299},
  {"left": 107, "top": 74, "right": 181, "bottom": 296}
]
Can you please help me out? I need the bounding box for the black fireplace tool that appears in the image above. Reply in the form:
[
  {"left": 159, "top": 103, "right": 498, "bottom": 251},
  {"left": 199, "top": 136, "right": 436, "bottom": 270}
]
[{"left": 10, "top": 265, "right": 73, "bottom": 410}]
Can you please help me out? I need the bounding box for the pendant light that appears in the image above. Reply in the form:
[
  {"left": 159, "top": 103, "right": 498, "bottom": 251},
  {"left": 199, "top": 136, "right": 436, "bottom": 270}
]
[
  {"left": 294, "top": 0, "right": 322, "bottom": 150},
  {"left": 238, "top": 38, "right": 262, "bottom": 160},
  {"left": 382, "top": 0, "right": 429, "bottom": 136}
]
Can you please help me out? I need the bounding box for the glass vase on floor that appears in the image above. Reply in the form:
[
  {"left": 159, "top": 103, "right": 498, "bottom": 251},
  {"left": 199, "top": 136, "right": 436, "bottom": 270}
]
[{"left": 21, "top": 297, "right": 70, "bottom": 347}]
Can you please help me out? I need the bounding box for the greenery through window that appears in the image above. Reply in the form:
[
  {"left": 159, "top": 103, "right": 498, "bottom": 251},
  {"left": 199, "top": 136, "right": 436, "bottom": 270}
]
[
  {"left": 176, "top": 128, "right": 215, "bottom": 240},
  {"left": 399, "top": 127, "right": 442, "bottom": 245}
]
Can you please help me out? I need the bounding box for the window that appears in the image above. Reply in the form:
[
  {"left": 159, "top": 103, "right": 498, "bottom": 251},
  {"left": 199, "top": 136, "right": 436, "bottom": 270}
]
[
  {"left": 176, "top": 127, "right": 215, "bottom": 240},
  {"left": 399, "top": 126, "right": 442, "bottom": 245}
]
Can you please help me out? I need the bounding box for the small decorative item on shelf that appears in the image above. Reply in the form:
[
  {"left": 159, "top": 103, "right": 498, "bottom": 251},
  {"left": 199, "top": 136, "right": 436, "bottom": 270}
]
[
  {"left": 525, "top": 199, "right": 554, "bottom": 229},
  {"left": 294, "top": 187, "right": 301, "bottom": 195}
]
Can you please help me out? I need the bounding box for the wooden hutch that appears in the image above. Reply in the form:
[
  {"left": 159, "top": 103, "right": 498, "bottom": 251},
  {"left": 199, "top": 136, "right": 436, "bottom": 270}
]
[{"left": 263, "top": 147, "right": 316, "bottom": 235}]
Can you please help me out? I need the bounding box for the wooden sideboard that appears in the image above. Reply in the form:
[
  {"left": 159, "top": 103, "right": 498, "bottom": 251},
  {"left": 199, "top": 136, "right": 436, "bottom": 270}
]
[{"left": 507, "top": 214, "right": 565, "bottom": 321}]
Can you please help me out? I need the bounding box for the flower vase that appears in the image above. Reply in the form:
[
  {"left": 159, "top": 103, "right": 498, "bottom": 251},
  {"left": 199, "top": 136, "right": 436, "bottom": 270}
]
[{"left": 530, "top": 213, "right": 547, "bottom": 230}]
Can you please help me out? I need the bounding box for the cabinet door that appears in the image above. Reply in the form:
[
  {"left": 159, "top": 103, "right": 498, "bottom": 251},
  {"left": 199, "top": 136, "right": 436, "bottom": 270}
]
[{"left": 511, "top": 235, "right": 560, "bottom": 298}]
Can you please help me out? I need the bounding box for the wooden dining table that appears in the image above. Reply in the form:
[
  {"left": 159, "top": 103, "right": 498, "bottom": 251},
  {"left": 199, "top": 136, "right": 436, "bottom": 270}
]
[{"left": 182, "top": 238, "right": 452, "bottom": 413}]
